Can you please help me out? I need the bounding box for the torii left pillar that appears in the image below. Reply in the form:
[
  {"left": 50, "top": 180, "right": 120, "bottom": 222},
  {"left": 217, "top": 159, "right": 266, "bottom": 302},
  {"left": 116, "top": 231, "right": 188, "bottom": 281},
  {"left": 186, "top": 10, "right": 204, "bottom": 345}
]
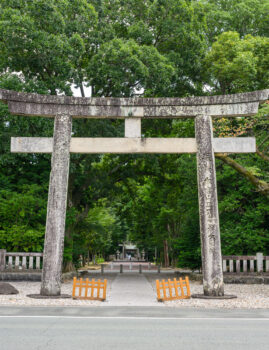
[{"left": 40, "top": 114, "right": 72, "bottom": 296}]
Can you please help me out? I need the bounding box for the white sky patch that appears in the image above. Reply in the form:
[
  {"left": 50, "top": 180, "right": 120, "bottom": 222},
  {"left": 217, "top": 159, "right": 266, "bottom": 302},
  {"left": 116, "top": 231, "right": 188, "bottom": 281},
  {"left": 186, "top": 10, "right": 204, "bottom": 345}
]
[{"left": 71, "top": 83, "right": 92, "bottom": 97}]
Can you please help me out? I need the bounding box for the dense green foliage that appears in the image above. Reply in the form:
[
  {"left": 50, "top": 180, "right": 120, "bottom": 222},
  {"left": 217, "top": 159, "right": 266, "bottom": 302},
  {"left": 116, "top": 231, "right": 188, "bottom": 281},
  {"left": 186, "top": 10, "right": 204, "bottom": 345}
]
[{"left": 0, "top": 0, "right": 268, "bottom": 270}]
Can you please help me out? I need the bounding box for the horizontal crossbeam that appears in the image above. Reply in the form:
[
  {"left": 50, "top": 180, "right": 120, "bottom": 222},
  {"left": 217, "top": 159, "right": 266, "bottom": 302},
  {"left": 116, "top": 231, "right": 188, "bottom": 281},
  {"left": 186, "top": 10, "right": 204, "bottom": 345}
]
[
  {"left": 11, "top": 137, "right": 256, "bottom": 154},
  {"left": 1, "top": 89, "right": 268, "bottom": 105},
  {"left": 1, "top": 89, "right": 268, "bottom": 119},
  {"left": 6, "top": 101, "right": 260, "bottom": 118}
]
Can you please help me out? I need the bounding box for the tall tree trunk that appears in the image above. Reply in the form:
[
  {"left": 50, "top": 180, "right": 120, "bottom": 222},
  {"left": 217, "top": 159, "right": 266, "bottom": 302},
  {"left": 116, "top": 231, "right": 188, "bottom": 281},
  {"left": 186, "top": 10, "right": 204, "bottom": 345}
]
[
  {"left": 63, "top": 226, "right": 75, "bottom": 272},
  {"left": 63, "top": 261, "right": 75, "bottom": 273},
  {"left": 80, "top": 82, "right": 85, "bottom": 98},
  {"left": 256, "top": 147, "right": 269, "bottom": 162},
  {"left": 163, "top": 239, "right": 169, "bottom": 268}
]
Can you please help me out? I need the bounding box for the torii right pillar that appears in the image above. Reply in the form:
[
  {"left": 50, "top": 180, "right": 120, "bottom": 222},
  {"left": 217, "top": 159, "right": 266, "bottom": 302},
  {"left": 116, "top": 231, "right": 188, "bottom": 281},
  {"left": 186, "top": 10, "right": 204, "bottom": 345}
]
[{"left": 195, "top": 114, "right": 224, "bottom": 296}]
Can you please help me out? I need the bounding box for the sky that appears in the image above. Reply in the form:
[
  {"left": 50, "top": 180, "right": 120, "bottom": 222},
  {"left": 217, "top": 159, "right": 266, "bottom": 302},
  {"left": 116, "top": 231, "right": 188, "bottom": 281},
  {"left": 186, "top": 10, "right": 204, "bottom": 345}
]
[{"left": 71, "top": 83, "right": 92, "bottom": 97}]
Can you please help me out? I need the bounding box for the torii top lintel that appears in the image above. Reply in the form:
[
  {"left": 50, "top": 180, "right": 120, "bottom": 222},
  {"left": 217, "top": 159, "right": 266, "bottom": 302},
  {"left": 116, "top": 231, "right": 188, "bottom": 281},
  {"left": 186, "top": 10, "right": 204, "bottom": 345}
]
[{"left": 0, "top": 89, "right": 268, "bottom": 119}]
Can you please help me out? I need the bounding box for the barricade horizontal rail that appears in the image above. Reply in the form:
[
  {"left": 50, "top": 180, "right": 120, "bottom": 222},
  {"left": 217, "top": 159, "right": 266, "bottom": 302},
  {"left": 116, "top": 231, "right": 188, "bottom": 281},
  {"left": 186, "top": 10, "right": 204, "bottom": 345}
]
[
  {"left": 72, "top": 277, "right": 107, "bottom": 301},
  {"left": 156, "top": 277, "right": 191, "bottom": 302},
  {"left": 0, "top": 249, "right": 43, "bottom": 271}
]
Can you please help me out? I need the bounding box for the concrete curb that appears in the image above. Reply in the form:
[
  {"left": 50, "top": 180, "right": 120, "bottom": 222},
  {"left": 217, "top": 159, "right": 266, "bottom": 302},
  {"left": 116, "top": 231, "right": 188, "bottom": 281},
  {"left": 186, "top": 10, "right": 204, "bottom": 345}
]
[
  {"left": 224, "top": 276, "right": 269, "bottom": 285},
  {"left": 0, "top": 272, "right": 41, "bottom": 281},
  {"left": 186, "top": 273, "right": 269, "bottom": 285},
  {"left": 0, "top": 271, "right": 78, "bottom": 282}
]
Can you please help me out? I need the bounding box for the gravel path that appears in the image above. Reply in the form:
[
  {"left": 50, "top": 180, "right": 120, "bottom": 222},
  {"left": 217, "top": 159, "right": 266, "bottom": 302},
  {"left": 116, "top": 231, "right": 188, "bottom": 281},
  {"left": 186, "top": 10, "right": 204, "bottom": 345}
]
[
  {"left": 165, "top": 282, "right": 269, "bottom": 309},
  {"left": 0, "top": 281, "right": 101, "bottom": 307},
  {"left": 146, "top": 276, "right": 269, "bottom": 309}
]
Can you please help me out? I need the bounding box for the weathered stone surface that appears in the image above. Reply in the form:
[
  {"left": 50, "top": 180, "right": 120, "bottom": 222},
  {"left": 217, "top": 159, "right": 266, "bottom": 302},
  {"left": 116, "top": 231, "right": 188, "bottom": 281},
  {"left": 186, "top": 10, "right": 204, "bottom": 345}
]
[
  {"left": 11, "top": 137, "right": 54, "bottom": 153},
  {"left": 7, "top": 100, "right": 260, "bottom": 118},
  {"left": 143, "top": 102, "right": 259, "bottom": 118},
  {"left": 178, "top": 273, "right": 269, "bottom": 284},
  {"left": 40, "top": 114, "right": 72, "bottom": 296},
  {"left": 264, "top": 277, "right": 269, "bottom": 285},
  {"left": 195, "top": 114, "right": 224, "bottom": 296},
  {"left": 213, "top": 137, "right": 256, "bottom": 153},
  {"left": 0, "top": 272, "right": 41, "bottom": 281},
  {"left": 1, "top": 88, "right": 268, "bottom": 105},
  {"left": 0, "top": 271, "right": 76, "bottom": 282},
  {"left": 256, "top": 252, "right": 264, "bottom": 273},
  {"left": 0, "top": 88, "right": 268, "bottom": 118},
  {"left": 0, "top": 282, "right": 19, "bottom": 294},
  {"left": 0, "top": 249, "right": 5, "bottom": 271},
  {"left": 11, "top": 137, "right": 256, "bottom": 154},
  {"left": 224, "top": 276, "right": 265, "bottom": 284},
  {"left": 125, "top": 118, "right": 141, "bottom": 137}
]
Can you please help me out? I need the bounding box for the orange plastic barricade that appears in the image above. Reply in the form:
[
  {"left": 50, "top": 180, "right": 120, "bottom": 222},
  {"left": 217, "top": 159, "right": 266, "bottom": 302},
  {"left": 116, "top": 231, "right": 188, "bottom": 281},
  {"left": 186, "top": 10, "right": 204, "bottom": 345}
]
[
  {"left": 156, "top": 277, "right": 191, "bottom": 302},
  {"left": 72, "top": 277, "right": 107, "bottom": 301}
]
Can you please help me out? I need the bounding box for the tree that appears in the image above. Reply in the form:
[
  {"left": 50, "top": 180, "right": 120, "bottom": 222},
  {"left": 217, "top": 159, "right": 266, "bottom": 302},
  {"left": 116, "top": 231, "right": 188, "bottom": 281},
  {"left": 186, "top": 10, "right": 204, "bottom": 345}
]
[
  {"left": 0, "top": 0, "right": 97, "bottom": 94},
  {"left": 204, "top": 31, "right": 269, "bottom": 199},
  {"left": 88, "top": 38, "right": 175, "bottom": 97},
  {"left": 204, "top": 31, "right": 269, "bottom": 94},
  {"left": 212, "top": 104, "right": 269, "bottom": 197},
  {"left": 94, "top": 0, "right": 207, "bottom": 96},
  {"left": 0, "top": 185, "right": 47, "bottom": 252},
  {"left": 203, "top": 0, "right": 269, "bottom": 42},
  {"left": 0, "top": 74, "right": 53, "bottom": 252}
]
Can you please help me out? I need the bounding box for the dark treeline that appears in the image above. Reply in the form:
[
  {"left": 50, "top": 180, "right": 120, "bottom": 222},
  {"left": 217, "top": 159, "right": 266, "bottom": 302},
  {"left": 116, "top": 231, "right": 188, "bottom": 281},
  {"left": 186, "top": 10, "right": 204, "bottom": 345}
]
[{"left": 0, "top": 0, "right": 268, "bottom": 270}]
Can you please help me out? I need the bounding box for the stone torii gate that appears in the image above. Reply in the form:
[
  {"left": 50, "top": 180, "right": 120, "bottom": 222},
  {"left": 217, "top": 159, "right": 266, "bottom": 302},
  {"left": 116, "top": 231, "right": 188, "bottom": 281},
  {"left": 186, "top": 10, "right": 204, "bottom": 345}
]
[{"left": 0, "top": 88, "right": 268, "bottom": 297}]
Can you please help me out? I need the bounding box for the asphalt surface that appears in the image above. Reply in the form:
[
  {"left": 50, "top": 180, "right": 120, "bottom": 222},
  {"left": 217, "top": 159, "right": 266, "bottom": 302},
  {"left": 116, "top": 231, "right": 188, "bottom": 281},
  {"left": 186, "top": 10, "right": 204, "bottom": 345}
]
[{"left": 1, "top": 306, "right": 269, "bottom": 350}]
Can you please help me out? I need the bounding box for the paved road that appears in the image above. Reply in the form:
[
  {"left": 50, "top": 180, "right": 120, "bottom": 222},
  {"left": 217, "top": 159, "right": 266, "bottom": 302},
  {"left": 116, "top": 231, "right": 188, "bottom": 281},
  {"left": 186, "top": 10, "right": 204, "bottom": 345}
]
[{"left": 1, "top": 307, "right": 269, "bottom": 350}]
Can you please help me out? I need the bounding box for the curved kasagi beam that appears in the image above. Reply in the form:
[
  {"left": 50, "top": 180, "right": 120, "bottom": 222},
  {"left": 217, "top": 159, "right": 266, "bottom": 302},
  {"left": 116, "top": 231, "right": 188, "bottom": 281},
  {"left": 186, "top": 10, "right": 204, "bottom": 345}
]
[{"left": 0, "top": 89, "right": 268, "bottom": 118}]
